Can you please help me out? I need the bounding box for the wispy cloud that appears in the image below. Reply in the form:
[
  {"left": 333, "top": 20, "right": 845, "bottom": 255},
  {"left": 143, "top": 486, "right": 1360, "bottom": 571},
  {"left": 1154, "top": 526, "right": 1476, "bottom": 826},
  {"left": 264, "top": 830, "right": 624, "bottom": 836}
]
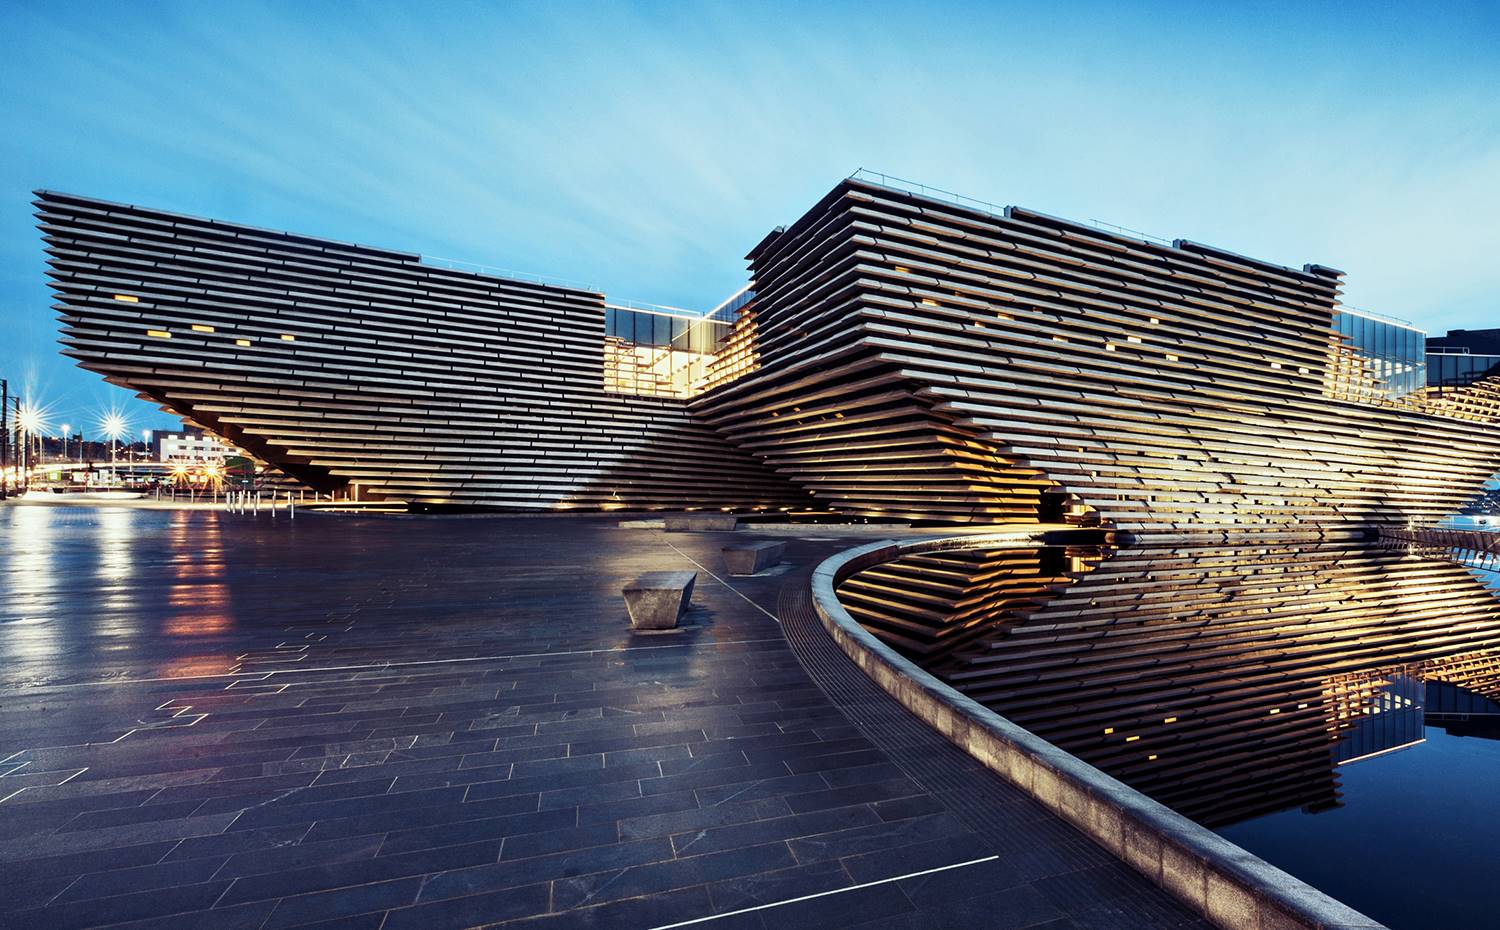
[{"left": 3, "top": 0, "right": 1497, "bottom": 425}]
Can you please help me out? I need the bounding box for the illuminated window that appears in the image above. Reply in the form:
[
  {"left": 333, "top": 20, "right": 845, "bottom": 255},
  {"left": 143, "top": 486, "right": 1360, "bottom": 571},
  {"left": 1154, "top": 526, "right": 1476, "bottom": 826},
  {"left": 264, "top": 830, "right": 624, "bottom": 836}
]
[
  {"left": 1165, "top": 353, "right": 1179, "bottom": 362},
  {"left": 603, "top": 304, "right": 735, "bottom": 399},
  {"left": 1127, "top": 335, "right": 1143, "bottom": 343},
  {"left": 1149, "top": 317, "right": 1160, "bottom": 325},
  {"left": 280, "top": 334, "right": 296, "bottom": 341},
  {"left": 146, "top": 329, "right": 171, "bottom": 339},
  {"left": 894, "top": 265, "right": 910, "bottom": 274},
  {"left": 113, "top": 294, "right": 139, "bottom": 303},
  {"left": 1105, "top": 343, "right": 1116, "bottom": 352},
  {"left": 1125, "top": 735, "right": 1140, "bottom": 742},
  {"left": 1163, "top": 716, "right": 1178, "bottom": 724},
  {"left": 1148, "top": 754, "right": 1158, "bottom": 761},
  {"left": 1052, "top": 335, "right": 1067, "bottom": 343},
  {"left": 921, "top": 298, "right": 938, "bottom": 307},
  {"left": 1103, "top": 727, "right": 1114, "bottom": 734},
  {"left": 191, "top": 324, "right": 214, "bottom": 333},
  {"left": 235, "top": 339, "right": 251, "bottom": 347}
]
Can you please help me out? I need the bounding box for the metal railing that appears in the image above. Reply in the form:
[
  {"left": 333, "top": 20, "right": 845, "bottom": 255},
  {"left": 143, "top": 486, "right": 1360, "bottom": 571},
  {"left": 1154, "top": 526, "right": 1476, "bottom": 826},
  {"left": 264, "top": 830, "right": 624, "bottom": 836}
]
[
  {"left": 419, "top": 254, "right": 601, "bottom": 294},
  {"left": 848, "top": 168, "right": 1173, "bottom": 246},
  {"left": 1378, "top": 524, "right": 1500, "bottom": 573},
  {"left": 1336, "top": 303, "right": 1420, "bottom": 330},
  {"left": 1427, "top": 348, "right": 1500, "bottom": 357}
]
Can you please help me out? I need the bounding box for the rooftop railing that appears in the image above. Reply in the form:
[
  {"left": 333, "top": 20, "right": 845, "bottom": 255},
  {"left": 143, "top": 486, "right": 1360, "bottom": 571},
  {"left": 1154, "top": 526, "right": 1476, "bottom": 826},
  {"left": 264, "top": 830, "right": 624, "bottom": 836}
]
[
  {"left": 1336, "top": 303, "right": 1420, "bottom": 331},
  {"left": 420, "top": 254, "right": 601, "bottom": 294},
  {"left": 848, "top": 168, "right": 1173, "bottom": 246}
]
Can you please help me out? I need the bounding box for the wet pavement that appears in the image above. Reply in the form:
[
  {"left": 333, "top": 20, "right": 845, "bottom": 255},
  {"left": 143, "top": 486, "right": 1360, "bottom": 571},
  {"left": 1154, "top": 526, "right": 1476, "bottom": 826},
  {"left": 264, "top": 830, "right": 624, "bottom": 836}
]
[{"left": 0, "top": 504, "right": 1206, "bottom": 929}]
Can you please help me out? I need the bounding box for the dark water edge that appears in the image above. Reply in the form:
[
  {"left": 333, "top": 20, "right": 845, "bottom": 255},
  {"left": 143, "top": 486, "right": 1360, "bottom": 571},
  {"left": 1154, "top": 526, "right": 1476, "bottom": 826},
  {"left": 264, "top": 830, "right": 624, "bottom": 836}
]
[{"left": 1217, "top": 724, "right": 1500, "bottom": 930}]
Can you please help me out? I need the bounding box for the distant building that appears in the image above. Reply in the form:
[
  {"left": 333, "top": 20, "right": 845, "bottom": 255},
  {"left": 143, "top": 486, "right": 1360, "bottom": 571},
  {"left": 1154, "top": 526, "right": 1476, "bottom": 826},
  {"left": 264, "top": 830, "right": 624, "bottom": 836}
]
[
  {"left": 1427, "top": 328, "right": 1500, "bottom": 391},
  {"left": 154, "top": 429, "right": 235, "bottom": 464}
]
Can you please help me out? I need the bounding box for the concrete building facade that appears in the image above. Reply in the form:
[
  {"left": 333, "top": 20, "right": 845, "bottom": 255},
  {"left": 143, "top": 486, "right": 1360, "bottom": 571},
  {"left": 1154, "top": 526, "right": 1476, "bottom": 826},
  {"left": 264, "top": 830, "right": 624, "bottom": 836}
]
[{"left": 36, "top": 173, "right": 1500, "bottom": 529}]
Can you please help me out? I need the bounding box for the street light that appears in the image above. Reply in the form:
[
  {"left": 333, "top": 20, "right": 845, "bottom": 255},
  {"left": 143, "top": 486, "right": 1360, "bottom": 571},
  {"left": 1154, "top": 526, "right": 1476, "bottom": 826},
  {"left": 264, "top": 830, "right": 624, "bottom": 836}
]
[
  {"left": 101, "top": 412, "right": 126, "bottom": 475},
  {"left": 16, "top": 403, "right": 47, "bottom": 491}
]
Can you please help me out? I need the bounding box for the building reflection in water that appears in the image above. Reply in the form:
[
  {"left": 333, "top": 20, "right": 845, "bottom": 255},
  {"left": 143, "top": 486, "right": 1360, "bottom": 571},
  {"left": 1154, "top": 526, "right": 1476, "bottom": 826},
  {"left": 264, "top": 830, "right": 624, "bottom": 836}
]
[
  {"left": 1, "top": 505, "right": 61, "bottom": 665},
  {"left": 94, "top": 507, "right": 138, "bottom": 631},
  {"left": 839, "top": 537, "right": 1500, "bottom": 828},
  {"left": 163, "top": 510, "right": 231, "bottom": 638}
]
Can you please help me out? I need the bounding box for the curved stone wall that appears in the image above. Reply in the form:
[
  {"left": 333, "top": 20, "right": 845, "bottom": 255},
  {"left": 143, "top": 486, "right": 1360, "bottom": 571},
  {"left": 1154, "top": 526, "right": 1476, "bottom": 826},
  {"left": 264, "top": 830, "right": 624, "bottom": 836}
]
[{"left": 809, "top": 530, "right": 1386, "bottom": 930}]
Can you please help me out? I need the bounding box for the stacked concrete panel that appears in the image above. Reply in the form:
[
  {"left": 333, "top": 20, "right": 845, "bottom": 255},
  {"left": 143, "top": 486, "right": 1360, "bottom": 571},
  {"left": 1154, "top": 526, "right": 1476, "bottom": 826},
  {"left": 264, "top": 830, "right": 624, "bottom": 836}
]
[
  {"left": 36, "top": 191, "right": 807, "bottom": 511},
  {"left": 692, "top": 178, "right": 1500, "bottom": 530},
  {"left": 36, "top": 176, "right": 1500, "bottom": 524}
]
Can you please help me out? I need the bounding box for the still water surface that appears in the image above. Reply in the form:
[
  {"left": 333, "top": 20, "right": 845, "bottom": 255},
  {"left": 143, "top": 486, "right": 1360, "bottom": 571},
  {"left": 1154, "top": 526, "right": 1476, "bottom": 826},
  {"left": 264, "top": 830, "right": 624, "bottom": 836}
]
[
  {"left": 1221, "top": 724, "right": 1500, "bottom": 930},
  {"left": 840, "top": 539, "right": 1500, "bottom": 930}
]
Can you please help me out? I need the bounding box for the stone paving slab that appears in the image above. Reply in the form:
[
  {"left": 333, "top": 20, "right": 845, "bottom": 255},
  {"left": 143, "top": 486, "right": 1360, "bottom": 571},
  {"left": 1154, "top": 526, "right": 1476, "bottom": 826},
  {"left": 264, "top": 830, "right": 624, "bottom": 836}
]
[{"left": 0, "top": 507, "right": 1206, "bottom": 929}]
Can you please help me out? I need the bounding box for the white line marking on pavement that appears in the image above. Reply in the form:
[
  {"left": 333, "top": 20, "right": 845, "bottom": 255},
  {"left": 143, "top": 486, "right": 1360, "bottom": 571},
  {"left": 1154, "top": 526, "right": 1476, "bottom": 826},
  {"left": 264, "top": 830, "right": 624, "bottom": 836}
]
[
  {"left": 645, "top": 855, "right": 1000, "bottom": 929},
  {"left": 663, "top": 539, "right": 782, "bottom": 625}
]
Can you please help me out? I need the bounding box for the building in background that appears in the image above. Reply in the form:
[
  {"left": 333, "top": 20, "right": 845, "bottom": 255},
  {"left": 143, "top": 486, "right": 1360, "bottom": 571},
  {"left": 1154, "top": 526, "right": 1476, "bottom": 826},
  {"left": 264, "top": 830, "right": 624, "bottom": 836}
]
[
  {"left": 153, "top": 428, "right": 235, "bottom": 464},
  {"left": 1427, "top": 328, "right": 1500, "bottom": 392}
]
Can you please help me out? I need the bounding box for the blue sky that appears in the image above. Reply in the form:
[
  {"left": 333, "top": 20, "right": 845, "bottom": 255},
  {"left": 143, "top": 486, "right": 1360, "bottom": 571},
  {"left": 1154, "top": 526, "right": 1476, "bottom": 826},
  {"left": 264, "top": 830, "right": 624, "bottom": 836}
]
[{"left": 3, "top": 0, "right": 1498, "bottom": 433}]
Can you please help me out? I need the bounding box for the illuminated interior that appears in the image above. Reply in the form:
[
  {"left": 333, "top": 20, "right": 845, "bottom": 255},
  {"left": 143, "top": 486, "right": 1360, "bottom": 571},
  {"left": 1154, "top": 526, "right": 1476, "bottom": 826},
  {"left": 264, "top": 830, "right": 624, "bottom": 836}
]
[{"left": 602, "top": 300, "right": 750, "bottom": 399}]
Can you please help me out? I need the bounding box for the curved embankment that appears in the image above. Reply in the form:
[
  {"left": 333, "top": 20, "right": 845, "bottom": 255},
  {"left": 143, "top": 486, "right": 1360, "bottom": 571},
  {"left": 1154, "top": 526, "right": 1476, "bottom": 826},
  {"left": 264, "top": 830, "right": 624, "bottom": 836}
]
[{"left": 809, "top": 530, "right": 1385, "bottom": 930}]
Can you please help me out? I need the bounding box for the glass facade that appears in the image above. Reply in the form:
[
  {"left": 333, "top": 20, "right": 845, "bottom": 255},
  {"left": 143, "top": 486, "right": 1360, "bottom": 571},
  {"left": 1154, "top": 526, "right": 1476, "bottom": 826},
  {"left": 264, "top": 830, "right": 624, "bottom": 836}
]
[
  {"left": 602, "top": 305, "right": 732, "bottom": 399},
  {"left": 1333, "top": 310, "right": 1426, "bottom": 400},
  {"left": 1426, "top": 351, "right": 1500, "bottom": 390}
]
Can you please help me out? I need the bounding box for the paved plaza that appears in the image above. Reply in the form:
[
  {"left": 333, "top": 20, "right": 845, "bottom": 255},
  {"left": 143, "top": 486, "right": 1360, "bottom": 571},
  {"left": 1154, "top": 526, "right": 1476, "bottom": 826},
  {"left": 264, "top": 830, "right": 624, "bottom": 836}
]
[{"left": 0, "top": 505, "right": 1207, "bottom": 929}]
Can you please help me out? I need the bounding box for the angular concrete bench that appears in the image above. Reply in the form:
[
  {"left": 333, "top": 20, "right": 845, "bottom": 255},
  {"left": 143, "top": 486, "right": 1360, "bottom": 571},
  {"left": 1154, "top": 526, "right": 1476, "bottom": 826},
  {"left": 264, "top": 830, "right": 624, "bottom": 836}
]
[
  {"left": 663, "top": 513, "right": 738, "bottom": 532},
  {"left": 624, "top": 571, "right": 697, "bottom": 631},
  {"left": 722, "top": 540, "right": 786, "bottom": 576}
]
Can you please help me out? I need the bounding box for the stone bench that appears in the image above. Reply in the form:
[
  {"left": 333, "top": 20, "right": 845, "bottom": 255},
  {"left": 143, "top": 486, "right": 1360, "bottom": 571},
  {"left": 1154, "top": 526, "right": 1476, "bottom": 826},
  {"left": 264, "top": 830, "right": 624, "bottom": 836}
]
[
  {"left": 623, "top": 571, "right": 697, "bottom": 631},
  {"left": 663, "top": 513, "right": 738, "bottom": 532},
  {"left": 722, "top": 540, "right": 786, "bottom": 576}
]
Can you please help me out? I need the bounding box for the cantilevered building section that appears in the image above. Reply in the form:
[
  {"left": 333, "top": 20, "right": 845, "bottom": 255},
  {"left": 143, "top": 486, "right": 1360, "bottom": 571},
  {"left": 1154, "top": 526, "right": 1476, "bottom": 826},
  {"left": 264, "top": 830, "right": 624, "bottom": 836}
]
[
  {"left": 36, "top": 191, "right": 806, "bottom": 511},
  {"left": 36, "top": 174, "right": 1500, "bottom": 525},
  {"left": 693, "top": 174, "right": 1500, "bottom": 530}
]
